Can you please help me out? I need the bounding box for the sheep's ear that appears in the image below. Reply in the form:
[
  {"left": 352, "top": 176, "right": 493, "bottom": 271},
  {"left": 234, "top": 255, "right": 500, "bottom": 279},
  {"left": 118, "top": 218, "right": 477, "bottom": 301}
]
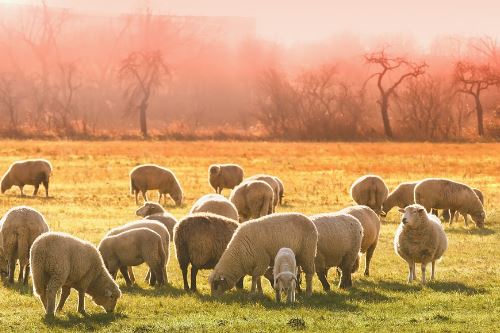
[
  {"left": 398, "top": 208, "right": 405, "bottom": 213},
  {"left": 105, "top": 289, "right": 112, "bottom": 297}
]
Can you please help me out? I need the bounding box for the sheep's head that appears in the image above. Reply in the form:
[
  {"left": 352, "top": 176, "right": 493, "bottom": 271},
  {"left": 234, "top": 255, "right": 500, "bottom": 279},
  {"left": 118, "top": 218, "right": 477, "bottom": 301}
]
[
  {"left": 274, "top": 271, "right": 297, "bottom": 294},
  {"left": 171, "top": 191, "right": 183, "bottom": 207},
  {"left": 399, "top": 204, "right": 426, "bottom": 228},
  {"left": 470, "top": 210, "right": 486, "bottom": 229},
  {"left": 0, "top": 175, "right": 11, "bottom": 194},
  {"left": 209, "top": 165, "right": 221, "bottom": 176},
  {"left": 136, "top": 202, "right": 164, "bottom": 217},
  {"left": 209, "top": 271, "right": 232, "bottom": 297},
  {"left": 92, "top": 280, "right": 121, "bottom": 313}
]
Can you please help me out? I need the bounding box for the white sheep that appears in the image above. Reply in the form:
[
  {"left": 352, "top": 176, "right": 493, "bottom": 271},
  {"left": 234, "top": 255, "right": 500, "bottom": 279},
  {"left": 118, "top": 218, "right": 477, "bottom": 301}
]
[
  {"left": 1, "top": 206, "right": 49, "bottom": 284},
  {"left": 273, "top": 247, "right": 297, "bottom": 303},
  {"left": 189, "top": 194, "right": 239, "bottom": 221},
  {"left": 443, "top": 188, "right": 485, "bottom": 226},
  {"left": 209, "top": 164, "right": 244, "bottom": 194},
  {"left": 382, "top": 181, "right": 418, "bottom": 215},
  {"left": 394, "top": 204, "right": 448, "bottom": 284},
  {"left": 245, "top": 174, "right": 280, "bottom": 209},
  {"left": 130, "top": 164, "right": 183, "bottom": 206},
  {"left": 135, "top": 202, "right": 178, "bottom": 240},
  {"left": 350, "top": 175, "right": 389, "bottom": 215},
  {"left": 209, "top": 213, "right": 318, "bottom": 297},
  {"left": 273, "top": 176, "right": 285, "bottom": 205},
  {"left": 1, "top": 159, "right": 52, "bottom": 197},
  {"left": 30, "top": 232, "right": 121, "bottom": 317},
  {"left": 229, "top": 180, "right": 274, "bottom": 222}
]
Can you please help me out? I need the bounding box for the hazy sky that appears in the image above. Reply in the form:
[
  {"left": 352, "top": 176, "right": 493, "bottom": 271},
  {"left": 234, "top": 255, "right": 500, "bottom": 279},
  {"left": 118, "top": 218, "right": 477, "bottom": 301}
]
[{"left": 2, "top": 0, "right": 499, "bottom": 45}]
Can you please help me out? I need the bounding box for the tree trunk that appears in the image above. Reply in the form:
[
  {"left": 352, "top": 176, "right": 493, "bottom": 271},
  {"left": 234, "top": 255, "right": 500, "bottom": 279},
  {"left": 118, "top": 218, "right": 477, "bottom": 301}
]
[
  {"left": 380, "top": 96, "right": 393, "bottom": 138},
  {"left": 139, "top": 101, "right": 148, "bottom": 138},
  {"left": 474, "top": 95, "right": 484, "bottom": 136}
]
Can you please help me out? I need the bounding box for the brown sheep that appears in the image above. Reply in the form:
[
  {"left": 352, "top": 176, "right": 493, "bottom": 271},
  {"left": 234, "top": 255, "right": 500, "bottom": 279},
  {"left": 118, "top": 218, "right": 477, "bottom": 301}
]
[
  {"left": 130, "top": 164, "right": 183, "bottom": 206},
  {"left": 209, "top": 164, "right": 244, "bottom": 194},
  {"left": 1, "top": 159, "right": 52, "bottom": 197}
]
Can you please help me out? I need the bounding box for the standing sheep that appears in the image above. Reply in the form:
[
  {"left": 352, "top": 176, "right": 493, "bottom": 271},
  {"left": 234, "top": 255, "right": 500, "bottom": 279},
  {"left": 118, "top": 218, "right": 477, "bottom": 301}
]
[
  {"left": 310, "top": 213, "right": 363, "bottom": 290},
  {"left": 174, "top": 213, "right": 240, "bottom": 292},
  {"left": 338, "top": 205, "right": 380, "bottom": 276},
  {"left": 273, "top": 247, "right": 297, "bottom": 303},
  {"left": 229, "top": 180, "right": 274, "bottom": 222},
  {"left": 1, "top": 206, "right": 49, "bottom": 284},
  {"left": 135, "top": 202, "right": 178, "bottom": 240},
  {"left": 209, "top": 164, "right": 244, "bottom": 194},
  {"left": 443, "top": 188, "right": 484, "bottom": 226},
  {"left": 99, "top": 228, "right": 167, "bottom": 287},
  {"left": 382, "top": 181, "right": 418, "bottom": 215},
  {"left": 189, "top": 194, "right": 239, "bottom": 221},
  {"left": 394, "top": 204, "right": 448, "bottom": 284},
  {"left": 30, "top": 232, "right": 121, "bottom": 317},
  {"left": 414, "top": 178, "right": 486, "bottom": 228},
  {"left": 209, "top": 213, "right": 318, "bottom": 297},
  {"left": 130, "top": 164, "right": 183, "bottom": 206},
  {"left": 1, "top": 159, "right": 52, "bottom": 197},
  {"left": 245, "top": 174, "right": 280, "bottom": 209},
  {"left": 350, "top": 175, "right": 389, "bottom": 215}
]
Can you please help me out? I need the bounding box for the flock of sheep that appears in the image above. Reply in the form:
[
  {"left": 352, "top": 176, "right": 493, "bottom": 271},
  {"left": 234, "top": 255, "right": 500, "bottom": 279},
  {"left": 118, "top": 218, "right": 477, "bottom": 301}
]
[{"left": 0, "top": 159, "right": 487, "bottom": 318}]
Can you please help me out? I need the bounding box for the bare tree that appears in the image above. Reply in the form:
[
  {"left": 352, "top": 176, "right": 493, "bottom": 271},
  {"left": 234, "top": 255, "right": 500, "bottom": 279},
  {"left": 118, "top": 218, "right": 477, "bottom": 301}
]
[
  {"left": 50, "top": 62, "right": 79, "bottom": 135},
  {"left": 365, "top": 50, "right": 427, "bottom": 138},
  {"left": 454, "top": 61, "right": 500, "bottom": 136},
  {"left": 0, "top": 73, "right": 22, "bottom": 132},
  {"left": 119, "top": 50, "right": 170, "bottom": 138}
]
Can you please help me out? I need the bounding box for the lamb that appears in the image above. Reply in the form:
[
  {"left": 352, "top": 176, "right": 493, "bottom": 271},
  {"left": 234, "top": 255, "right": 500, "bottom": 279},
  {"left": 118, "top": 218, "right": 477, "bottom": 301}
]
[
  {"left": 130, "top": 164, "right": 183, "bottom": 206},
  {"left": 310, "top": 213, "right": 363, "bottom": 290},
  {"left": 274, "top": 176, "right": 285, "bottom": 205},
  {"left": 174, "top": 213, "right": 240, "bottom": 292},
  {"left": 99, "top": 228, "right": 167, "bottom": 287},
  {"left": 209, "top": 213, "right": 318, "bottom": 297},
  {"left": 135, "top": 202, "right": 178, "bottom": 240},
  {"left": 414, "top": 178, "right": 486, "bottom": 228},
  {"left": 209, "top": 164, "right": 244, "bottom": 194},
  {"left": 229, "top": 180, "right": 274, "bottom": 222},
  {"left": 394, "top": 204, "right": 448, "bottom": 284},
  {"left": 0, "top": 206, "right": 49, "bottom": 284},
  {"left": 245, "top": 174, "right": 280, "bottom": 208},
  {"left": 381, "top": 181, "right": 418, "bottom": 215},
  {"left": 1, "top": 159, "right": 52, "bottom": 197},
  {"left": 338, "top": 205, "right": 380, "bottom": 276},
  {"left": 189, "top": 194, "right": 239, "bottom": 221},
  {"left": 350, "top": 175, "right": 389, "bottom": 215},
  {"left": 105, "top": 220, "right": 170, "bottom": 285},
  {"left": 30, "top": 232, "right": 121, "bottom": 317},
  {"left": 273, "top": 247, "right": 297, "bottom": 303},
  {"left": 442, "top": 188, "right": 484, "bottom": 226}
]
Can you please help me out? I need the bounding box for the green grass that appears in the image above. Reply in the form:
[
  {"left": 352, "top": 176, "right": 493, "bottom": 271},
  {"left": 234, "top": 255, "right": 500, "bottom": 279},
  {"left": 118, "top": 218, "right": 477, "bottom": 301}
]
[{"left": 0, "top": 141, "right": 499, "bottom": 332}]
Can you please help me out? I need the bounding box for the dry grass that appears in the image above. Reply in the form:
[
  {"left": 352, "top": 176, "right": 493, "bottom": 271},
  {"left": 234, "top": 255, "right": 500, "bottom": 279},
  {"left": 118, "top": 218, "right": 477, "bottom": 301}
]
[{"left": 0, "top": 140, "right": 498, "bottom": 332}]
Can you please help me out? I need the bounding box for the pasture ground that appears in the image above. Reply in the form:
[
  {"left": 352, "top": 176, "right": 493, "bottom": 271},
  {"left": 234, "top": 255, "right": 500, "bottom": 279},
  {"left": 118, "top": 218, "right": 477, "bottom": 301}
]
[{"left": 0, "top": 141, "right": 499, "bottom": 332}]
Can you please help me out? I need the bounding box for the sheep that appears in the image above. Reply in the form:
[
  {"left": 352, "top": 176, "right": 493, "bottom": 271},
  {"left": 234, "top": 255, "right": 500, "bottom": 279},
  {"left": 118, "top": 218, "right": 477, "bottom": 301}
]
[
  {"left": 0, "top": 206, "right": 49, "bottom": 284},
  {"left": 174, "top": 213, "right": 240, "bottom": 292},
  {"left": 189, "top": 194, "right": 239, "bottom": 221},
  {"left": 105, "top": 220, "right": 170, "bottom": 285},
  {"left": 442, "top": 188, "right": 484, "bottom": 226},
  {"left": 209, "top": 164, "right": 244, "bottom": 194},
  {"left": 338, "top": 205, "right": 380, "bottom": 276},
  {"left": 274, "top": 176, "right": 285, "bottom": 205},
  {"left": 229, "top": 180, "right": 274, "bottom": 222},
  {"left": 273, "top": 247, "right": 297, "bottom": 303},
  {"left": 310, "top": 213, "right": 363, "bottom": 290},
  {"left": 382, "top": 181, "right": 418, "bottom": 215},
  {"left": 394, "top": 204, "right": 448, "bottom": 284},
  {"left": 245, "top": 174, "right": 280, "bottom": 209},
  {"left": 0, "top": 229, "right": 7, "bottom": 278},
  {"left": 130, "top": 164, "right": 183, "bottom": 206},
  {"left": 414, "top": 178, "right": 486, "bottom": 228},
  {"left": 209, "top": 213, "right": 318, "bottom": 297},
  {"left": 1, "top": 159, "right": 52, "bottom": 197},
  {"left": 30, "top": 232, "right": 121, "bottom": 317},
  {"left": 99, "top": 228, "right": 167, "bottom": 287},
  {"left": 135, "top": 202, "right": 178, "bottom": 240},
  {"left": 350, "top": 175, "right": 389, "bottom": 215}
]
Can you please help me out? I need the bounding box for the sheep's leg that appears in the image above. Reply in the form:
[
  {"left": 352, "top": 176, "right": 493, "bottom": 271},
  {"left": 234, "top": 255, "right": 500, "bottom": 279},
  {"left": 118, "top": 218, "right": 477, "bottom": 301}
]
[
  {"left": 421, "top": 264, "right": 427, "bottom": 285},
  {"left": 149, "top": 269, "right": 157, "bottom": 286},
  {"left": 190, "top": 266, "right": 198, "bottom": 292},
  {"left": 257, "top": 277, "right": 263, "bottom": 294},
  {"left": 144, "top": 270, "right": 151, "bottom": 283},
  {"left": 134, "top": 191, "right": 139, "bottom": 205},
  {"left": 127, "top": 266, "right": 136, "bottom": 284},
  {"left": 43, "top": 179, "right": 49, "bottom": 197},
  {"left": 407, "top": 262, "right": 414, "bottom": 283},
  {"left": 305, "top": 272, "right": 313, "bottom": 296},
  {"left": 23, "top": 264, "right": 30, "bottom": 285},
  {"left": 45, "top": 279, "right": 63, "bottom": 317},
  {"left": 17, "top": 263, "right": 24, "bottom": 283},
  {"left": 56, "top": 286, "right": 71, "bottom": 312},
  {"left": 141, "top": 190, "right": 148, "bottom": 203},
  {"left": 236, "top": 277, "right": 244, "bottom": 289},
  {"left": 158, "top": 192, "right": 162, "bottom": 204},
  {"left": 250, "top": 276, "right": 258, "bottom": 294},
  {"left": 463, "top": 214, "right": 469, "bottom": 227},
  {"left": 33, "top": 183, "right": 40, "bottom": 196},
  {"left": 181, "top": 264, "right": 190, "bottom": 291},
  {"left": 77, "top": 290, "right": 86, "bottom": 315},
  {"left": 317, "top": 270, "right": 330, "bottom": 291},
  {"left": 339, "top": 267, "right": 352, "bottom": 289},
  {"left": 154, "top": 264, "right": 164, "bottom": 286},
  {"left": 431, "top": 261, "right": 436, "bottom": 281},
  {"left": 275, "top": 287, "right": 281, "bottom": 303},
  {"left": 119, "top": 266, "right": 132, "bottom": 287},
  {"left": 364, "top": 243, "right": 376, "bottom": 277},
  {"left": 8, "top": 258, "right": 16, "bottom": 283},
  {"left": 287, "top": 289, "right": 294, "bottom": 303}
]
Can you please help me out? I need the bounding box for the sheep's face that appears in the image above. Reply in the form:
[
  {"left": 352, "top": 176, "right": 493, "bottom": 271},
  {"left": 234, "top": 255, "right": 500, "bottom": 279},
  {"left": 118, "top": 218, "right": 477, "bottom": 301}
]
[
  {"left": 209, "top": 165, "right": 221, "bottom": 177},
  {"left": 136, "top": 202, "right": 163, "bottom": 217},
  {"left": 0, "top": 176, "right": 11, "bottom": 193},
  {"left": 399, "top": 205, "right": 426, "bottom": 228},
  {"left": 171, "top": 192, "right": 183, "bottom": 207},
  {"left": 209, "top": 272, "right": 232, "bottom": 297},
  {"left": 275, "top": 272, "right": 296, "bottom": 294},
  {"left": 470, "top": 211, "right": 485, "bottom": 229},
  {"left": 92, "top": 283, "right": 121, "bottom": 313}
]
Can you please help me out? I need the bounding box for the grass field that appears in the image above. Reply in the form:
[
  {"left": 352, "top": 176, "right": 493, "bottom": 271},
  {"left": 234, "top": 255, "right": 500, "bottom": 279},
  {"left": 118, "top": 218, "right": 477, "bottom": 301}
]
[{"left": 0, "top": 141, "right": 499, "bottom": 333}]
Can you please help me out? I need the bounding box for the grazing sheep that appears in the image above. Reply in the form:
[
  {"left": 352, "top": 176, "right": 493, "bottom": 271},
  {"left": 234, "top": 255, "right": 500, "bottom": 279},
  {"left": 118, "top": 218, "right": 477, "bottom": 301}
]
[
  {"left": 273, "top": 176, "right": 285, "bottom": 205},
  {"left": 1, "top": 206, "right": 49, "bottom": 284},
  {"left": 245, "top": 174, "right": 280, "bottom": 208},
  {"left": 135, "top": 202, "right": 178, "bottom": 240},
  {"left": 273, "top": 247, "right": 297, "bottom": 303},
  {"left": 338, "top": 205, "right": 380, "bottom": 276},
  {"left": 106, "top": 220, "right": 170, "bottom": 285},
  {"left": 443, "top": 188, "right": 485, "bottom": 226},
  {"left": 350, "top": 175, "right": 389, "bottom": 215},
  {"left": 394, "top": 204, "right": 448, "bottom": 284},
  {"left": 174, "top": 213, "right": 240, "bottom": 292},
  {"left": 382, "top": 181, "right": 418, "bottom": 215},
  {"left": 414, "top": 178, "right": 486, "bottom": 228},
  {"left": 189, "top": 194, "right": 239, "bottom": 221},
  {"left": 130, "top": 164, "right": 183, "bottom": 206},
  {"left": 209, "top": 213, "right": 318, "bottom": 297},
  {"left": 310, "top": 213, "right": 363, "bottom": 290},
  {"left": 1, "top": 159, "right": 52, "bottom": 197},
  {"left": 99, "top": 228, "right": 167, "bottom": 287},
  {"left": 30, "top": 232, "right": 121, "bottom": 317},
  {"left": 229, "top": 180, "right": 274, "bottom": 222},
  {"left": 209, "top": 164, "right": 244, "bottom": 194}
]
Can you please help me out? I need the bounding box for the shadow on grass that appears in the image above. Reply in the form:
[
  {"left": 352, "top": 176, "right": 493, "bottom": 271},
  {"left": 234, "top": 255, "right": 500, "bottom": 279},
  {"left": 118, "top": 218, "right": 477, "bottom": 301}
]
[
  {"left": 119, "top": 283, "right": 187, "bottom": 298},
  {"left": 359, "top": 279, "right": 423, "bottom": 293},
  {"left": 445, "top": 227, "right": 495, "bottom": 236},
  {"left": 4, "top": 194, "right": 56, "bottom": 200},
  {"left": 43, "top": 312, "right": 126, "bottom": 330},
  {"left": 1, "top": 279, "right": 33, "bottom": 295},
  {"left": 359, "top": 279, "right": 486, "bottom": 295},
  {"left": 426, "top": 281, "right": 487, "bottom": 295}
]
